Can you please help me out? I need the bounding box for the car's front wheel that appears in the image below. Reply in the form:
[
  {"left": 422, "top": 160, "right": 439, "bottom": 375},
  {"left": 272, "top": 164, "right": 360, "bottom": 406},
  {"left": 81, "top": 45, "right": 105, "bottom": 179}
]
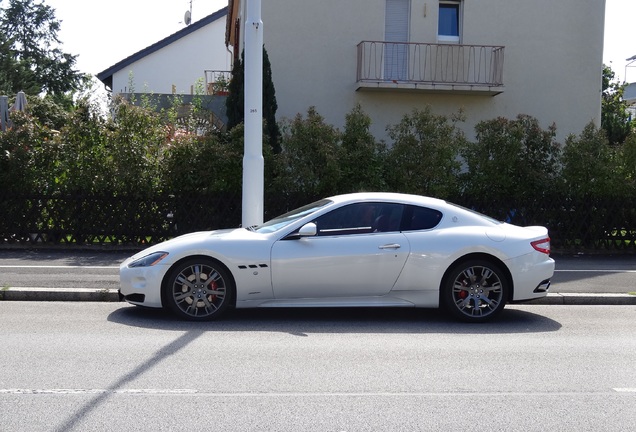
[
  {"left": 162, "top": 258, "right": 234, "bottom": 321},
  {"left": 442, "top": 259, "right": 508, "bottom": 322}
]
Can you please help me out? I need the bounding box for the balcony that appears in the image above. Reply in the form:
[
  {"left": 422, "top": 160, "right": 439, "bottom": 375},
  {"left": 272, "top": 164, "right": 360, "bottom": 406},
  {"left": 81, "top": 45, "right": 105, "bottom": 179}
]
[
  {"left": 356, "top": 41, "right": 505, "bottom": 95},
  {"left": 205, "top": 70, "right": 232, "bottom": 96}
]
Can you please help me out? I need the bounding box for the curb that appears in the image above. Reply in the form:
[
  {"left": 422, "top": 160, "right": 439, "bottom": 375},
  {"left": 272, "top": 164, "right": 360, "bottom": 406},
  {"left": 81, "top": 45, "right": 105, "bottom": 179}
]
[
  {"left": 532, "top": 293, "right": 636, "bottom": 306},
  {"left": 1, "top": 288, "right": 120, "bottom": 302},
  {"left": 1, "top": 289, "right": 635, "bottom": 305}
]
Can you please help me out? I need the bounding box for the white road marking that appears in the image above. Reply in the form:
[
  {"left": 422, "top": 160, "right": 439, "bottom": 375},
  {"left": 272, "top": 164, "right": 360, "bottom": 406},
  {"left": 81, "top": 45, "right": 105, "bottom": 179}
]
[
  {"left": 0, "top": 389, "right": 634, "bottom": 396},
  {"left": 0, "top": 389, "right": 196, "bottom": 395},
  {"left": 555, "top": 269, "right": 636, "bottom": 273}
]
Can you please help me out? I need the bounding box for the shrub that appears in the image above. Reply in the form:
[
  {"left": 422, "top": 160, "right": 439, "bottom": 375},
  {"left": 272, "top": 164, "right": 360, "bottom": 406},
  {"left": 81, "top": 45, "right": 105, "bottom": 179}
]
[
  {"left": 561, "top": 122, "right": 620, "bottom": 199},
  {"left": 163, "top": 129, "right": 243, "bottom": 195},
  {"left": 385, "top": 106, "right": 464, "bottom": 198},
  {"left": 54, "top": 99, "right": 111, "bottom": 194},
  {"left": 461, "top": 114, "right": 560, "bottom": 203},
  {"left": 618, "top": 132, "right": 636, "bottom": 192},
  {"left": 273, "top": 107, "right": 341, "bottom": 199},
  {"left": 106, "top": 99, "right": 166, "bottom": 196},
  {"left": 339, "top": 104, "right": 388, "bottom": 193},
  {"left": 0, "top": 110, "right": 38, "bottom": 194}
]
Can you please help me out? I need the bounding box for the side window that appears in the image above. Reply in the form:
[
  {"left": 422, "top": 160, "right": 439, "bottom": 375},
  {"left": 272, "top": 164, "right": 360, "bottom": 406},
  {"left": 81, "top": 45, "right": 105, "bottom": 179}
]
[
  {"left": 314, "top": 203, "right": 404, "bottom": 236},
  {"left": 438, "top": 0, "right": 461, "bottom": 43},
  {"left": 404, "top": 206, "right": 443, "bottom": 231}
]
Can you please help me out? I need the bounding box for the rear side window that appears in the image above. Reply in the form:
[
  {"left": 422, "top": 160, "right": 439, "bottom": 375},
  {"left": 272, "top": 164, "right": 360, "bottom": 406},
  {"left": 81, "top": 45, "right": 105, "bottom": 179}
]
[{"left": 403, "top": 206, "right": 443, "bottom": 231}]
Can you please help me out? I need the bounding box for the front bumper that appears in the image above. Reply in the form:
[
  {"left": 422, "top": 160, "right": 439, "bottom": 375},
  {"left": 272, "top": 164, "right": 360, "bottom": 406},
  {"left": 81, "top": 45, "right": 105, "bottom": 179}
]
[{"left": 119, "top": 259, "right": 168, "bottom": 308}]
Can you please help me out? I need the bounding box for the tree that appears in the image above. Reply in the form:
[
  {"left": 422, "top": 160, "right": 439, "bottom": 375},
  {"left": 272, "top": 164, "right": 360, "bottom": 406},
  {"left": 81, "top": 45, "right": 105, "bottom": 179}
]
[
  {"left": 601, "top": 64, "right": 633, "bottom": 145},
  {"left": 0, "top": 32, "right": 39, "bottom": 95},
  {"left": 0, "top": 0, "right": 86, "bottom": 98},
  {"left": 225, "top": 53, "right": 244, "bottom": 130},
  {"left": 225, "top": 47, "right": 281, "bottom": 152}
]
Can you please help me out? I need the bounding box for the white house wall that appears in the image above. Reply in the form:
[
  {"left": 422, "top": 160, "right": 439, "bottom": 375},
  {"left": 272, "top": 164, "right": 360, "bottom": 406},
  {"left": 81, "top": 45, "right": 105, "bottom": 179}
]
[
  {"left": 259, "top": 0, "right": 605, "bottom": 143},
  {"left": 111, "top": 19, "right": 232, "bottom": 96}
]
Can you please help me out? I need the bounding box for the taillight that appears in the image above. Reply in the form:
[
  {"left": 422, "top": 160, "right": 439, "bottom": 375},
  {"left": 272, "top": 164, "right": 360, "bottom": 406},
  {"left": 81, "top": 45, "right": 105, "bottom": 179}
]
[{"left": 531, "top": 237, "right": 551, "bottom": 255}]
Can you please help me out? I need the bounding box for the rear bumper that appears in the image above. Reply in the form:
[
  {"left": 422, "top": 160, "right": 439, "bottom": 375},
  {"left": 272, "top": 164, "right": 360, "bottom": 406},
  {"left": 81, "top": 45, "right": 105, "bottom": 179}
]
[
  {"left": 508, "top": 254, "right": 555, "bottom": 302},
  {"left": 534, "top": 278, "right": 551, "bottom": 293}
]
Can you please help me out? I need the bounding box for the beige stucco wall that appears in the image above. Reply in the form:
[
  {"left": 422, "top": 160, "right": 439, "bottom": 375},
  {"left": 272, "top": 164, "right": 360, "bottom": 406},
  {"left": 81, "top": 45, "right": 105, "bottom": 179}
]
[{"left": 259, "top": 0, "right": 605, "bottom": 144}]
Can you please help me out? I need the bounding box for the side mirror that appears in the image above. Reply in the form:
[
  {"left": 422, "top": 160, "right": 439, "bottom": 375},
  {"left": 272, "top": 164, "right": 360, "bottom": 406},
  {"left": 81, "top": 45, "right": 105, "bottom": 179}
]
[{"left": 298, "top": 222, "right": 317, "bottom": 237}]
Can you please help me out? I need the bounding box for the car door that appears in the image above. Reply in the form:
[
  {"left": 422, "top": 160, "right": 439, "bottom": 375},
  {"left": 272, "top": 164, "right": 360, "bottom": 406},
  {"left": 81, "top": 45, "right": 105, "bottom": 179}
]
[{"left": 270, "top": 202, "right": 410, "bottom": 299}]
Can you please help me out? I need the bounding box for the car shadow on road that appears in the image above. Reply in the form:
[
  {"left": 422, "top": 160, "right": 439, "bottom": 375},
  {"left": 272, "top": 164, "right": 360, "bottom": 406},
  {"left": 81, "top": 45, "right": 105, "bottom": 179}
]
[{"left": 107, "top": 304, "right": 561, "bottom": 335}]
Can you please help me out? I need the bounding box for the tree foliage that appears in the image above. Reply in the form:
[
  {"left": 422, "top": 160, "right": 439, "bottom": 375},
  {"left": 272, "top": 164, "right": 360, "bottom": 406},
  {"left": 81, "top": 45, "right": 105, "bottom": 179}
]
[
  {"left": 461, "top": 114, "right": 561, "bottom": 202},
  {"left": 3, "top": 96, "right": 636, "bottom": 251},
  {"left": 561, "top": 122, "right": 621, "bottom": 198},
  {"left": 601, "top": 64, "right": 633, "bottom": 145},
  {"left": 339, "top": 104, "right": 388, "bottom": 192},
  {"left": 225, "top": 47, "right": 281, "bottom": 152},
  {"left": 225, "top": 53, "right": 244, "bottom": 130},
  {"left": 0, "top": 0, "right": 86, "bottom": 98},
  {"left": 274, "top": 107, "right": 341, "bottom": 199},
  {"left": 385, "top": 107, "right": 465, "bottom": 197}
]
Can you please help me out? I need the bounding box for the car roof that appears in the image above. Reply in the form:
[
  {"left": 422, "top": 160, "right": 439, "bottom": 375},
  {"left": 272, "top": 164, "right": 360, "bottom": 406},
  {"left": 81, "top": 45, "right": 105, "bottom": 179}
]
[{"left": 327, "top": 192, "right": 448, "bottom": 207}]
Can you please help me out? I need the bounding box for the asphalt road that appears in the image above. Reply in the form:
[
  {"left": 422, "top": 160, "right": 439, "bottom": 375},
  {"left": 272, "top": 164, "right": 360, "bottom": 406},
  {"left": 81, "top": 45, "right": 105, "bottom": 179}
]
[{"left": 0, "top": 303, "right": 635, "bottom": 431}]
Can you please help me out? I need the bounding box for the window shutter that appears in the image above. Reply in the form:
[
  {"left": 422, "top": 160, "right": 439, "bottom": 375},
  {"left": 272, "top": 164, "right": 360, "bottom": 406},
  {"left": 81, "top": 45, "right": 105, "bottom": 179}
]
[{"left": 384, "top": 0, "right": 410, "bottom": 81}]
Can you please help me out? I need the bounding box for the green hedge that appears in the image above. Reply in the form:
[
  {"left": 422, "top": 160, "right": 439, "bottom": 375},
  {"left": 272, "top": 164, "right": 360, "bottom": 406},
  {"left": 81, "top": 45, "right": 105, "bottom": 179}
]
[{"left": 1, "top": 96, "right": 635, "bottom": 252}]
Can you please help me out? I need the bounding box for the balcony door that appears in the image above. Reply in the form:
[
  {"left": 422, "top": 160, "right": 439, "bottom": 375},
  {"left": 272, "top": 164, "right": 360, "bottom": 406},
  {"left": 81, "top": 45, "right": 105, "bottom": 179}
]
[{"left": 384, "top": 0, "right": 410, "bottom": 81}]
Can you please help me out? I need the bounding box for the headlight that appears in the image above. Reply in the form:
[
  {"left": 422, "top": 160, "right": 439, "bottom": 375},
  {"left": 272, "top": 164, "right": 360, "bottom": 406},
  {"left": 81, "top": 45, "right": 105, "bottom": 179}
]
[{"left": 128, "top": 252, "right": 169, "bottom": 268}]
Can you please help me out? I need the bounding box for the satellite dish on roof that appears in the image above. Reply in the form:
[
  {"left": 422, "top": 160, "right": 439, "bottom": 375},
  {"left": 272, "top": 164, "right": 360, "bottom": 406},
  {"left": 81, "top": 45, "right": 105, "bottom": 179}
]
[{"left": 184, "top": 10, "right": 191, "bottom": 25}]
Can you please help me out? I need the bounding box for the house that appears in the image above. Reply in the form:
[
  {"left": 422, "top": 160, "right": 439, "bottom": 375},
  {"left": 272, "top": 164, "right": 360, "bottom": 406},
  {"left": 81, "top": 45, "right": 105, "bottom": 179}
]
[
  {"left": 226, "top": 0, "right": 605, "bottom": 142},
  {"left": 625, "top": 55, "right": 636, "bottom": 120},
  {"left": 97, "top": 7, "right": 232, "bottom": 126}
]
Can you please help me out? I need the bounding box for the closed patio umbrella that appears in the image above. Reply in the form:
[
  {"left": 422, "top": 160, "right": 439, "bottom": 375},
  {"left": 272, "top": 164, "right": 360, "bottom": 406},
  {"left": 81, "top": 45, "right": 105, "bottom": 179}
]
[
  {"left": 11, "top": 91, "right": 27, "bottom": 112},
  {"left": 0, "top": 95, "right": 9, "bottom": 131}
]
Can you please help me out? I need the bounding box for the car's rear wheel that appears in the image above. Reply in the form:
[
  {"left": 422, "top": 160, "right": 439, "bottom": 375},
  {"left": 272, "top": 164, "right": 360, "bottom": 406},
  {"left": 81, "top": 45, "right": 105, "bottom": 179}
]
[
  {"left": 442, "top": 259, "right": 508, "bottom": 322},
  {"left": 163, "top": 258, "right": 234, "bottom": 321}
]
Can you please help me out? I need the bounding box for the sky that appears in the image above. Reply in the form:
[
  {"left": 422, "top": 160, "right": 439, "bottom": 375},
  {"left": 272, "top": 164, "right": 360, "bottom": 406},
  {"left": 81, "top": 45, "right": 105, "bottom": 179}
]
[
  {"left": 48, "top": 0, "right": 228, "bottom": 76},
  {"left": 45, "top": 0, "right": 636, "bottom": 83}
]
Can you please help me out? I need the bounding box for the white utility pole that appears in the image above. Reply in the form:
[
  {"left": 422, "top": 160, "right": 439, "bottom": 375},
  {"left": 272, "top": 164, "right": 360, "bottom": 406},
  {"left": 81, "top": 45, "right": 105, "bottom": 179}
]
[{"left": 242, "top": 0, "right": 264, "bottom": 227}]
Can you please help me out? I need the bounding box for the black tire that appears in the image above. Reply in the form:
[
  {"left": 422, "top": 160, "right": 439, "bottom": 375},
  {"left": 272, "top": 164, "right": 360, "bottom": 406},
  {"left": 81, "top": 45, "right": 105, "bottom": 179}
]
[
  {"left": 162, "top": 257, "right": 234, "bottom": 321},
  {"left": 442, "top": 259, "right": 508, "bottom": 323}
]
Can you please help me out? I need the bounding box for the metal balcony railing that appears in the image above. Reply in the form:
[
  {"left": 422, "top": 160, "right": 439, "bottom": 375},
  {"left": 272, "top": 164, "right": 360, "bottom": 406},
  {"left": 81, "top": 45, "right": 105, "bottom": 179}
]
[
  {"left": 204, "top": 70, "right": 232, "bottom": 95},
  {"left": 356, "top": 41, "right": 505, "bottom": 90}
]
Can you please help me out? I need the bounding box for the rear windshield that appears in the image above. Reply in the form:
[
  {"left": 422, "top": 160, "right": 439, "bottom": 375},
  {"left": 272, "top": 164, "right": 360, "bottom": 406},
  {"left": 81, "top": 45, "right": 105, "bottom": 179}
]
[{"left": 447, "top": 202, "right": 502, "bottom": 225}]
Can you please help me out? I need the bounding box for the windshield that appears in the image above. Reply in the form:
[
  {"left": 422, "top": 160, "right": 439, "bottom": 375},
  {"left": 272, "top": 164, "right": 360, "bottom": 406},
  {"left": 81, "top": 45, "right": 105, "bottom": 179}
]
[{"left": 254, "top": 199, "right": 332, "bottom": 233}]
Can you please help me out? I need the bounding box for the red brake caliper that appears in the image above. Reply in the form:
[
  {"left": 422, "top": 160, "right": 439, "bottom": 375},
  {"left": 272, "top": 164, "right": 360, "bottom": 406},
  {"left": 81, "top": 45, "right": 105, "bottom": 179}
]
[
  {"left": 208, "top": 279, "right": 217, "bottom": 302},
  {"left": 458, "top": 279, "right": 468, "bottom": 299}
]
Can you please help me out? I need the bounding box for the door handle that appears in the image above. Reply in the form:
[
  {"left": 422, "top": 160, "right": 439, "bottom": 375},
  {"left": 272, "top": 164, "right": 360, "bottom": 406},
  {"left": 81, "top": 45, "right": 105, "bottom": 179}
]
[{"left": 379, "top": 243, "right": 401, "bottom": 250}]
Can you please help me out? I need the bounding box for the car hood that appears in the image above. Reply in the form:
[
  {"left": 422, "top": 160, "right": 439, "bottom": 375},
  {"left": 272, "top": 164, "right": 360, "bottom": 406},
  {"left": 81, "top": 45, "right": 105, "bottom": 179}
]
[{"left": 126, "top": 228, "right": 249, "bottom": 261}]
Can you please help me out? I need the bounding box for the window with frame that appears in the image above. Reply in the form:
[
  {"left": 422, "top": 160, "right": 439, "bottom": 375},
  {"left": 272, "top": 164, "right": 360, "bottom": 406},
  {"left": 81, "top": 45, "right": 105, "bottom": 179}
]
[
  {"left": 438, "top": 1, "right": 461, "bottom": 42},
  {"left": 314, "top": 203, "right": 404, "bottom": 236},
  {"left": 403, "top": 206, "right": 443, "bottom": 231}
]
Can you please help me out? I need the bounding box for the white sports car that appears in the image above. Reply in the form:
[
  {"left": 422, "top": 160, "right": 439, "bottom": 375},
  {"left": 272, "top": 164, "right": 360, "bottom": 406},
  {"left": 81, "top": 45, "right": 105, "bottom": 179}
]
[{"left": 119, "top": 192, "right": 554, "bottom": 323}]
